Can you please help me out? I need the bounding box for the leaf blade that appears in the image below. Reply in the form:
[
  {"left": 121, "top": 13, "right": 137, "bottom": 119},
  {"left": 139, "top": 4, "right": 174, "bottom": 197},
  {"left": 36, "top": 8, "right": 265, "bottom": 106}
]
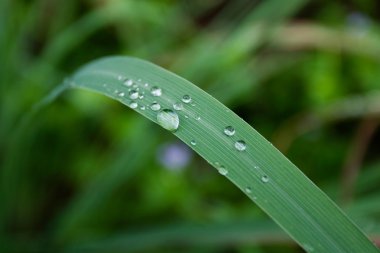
[{"left": 70, "top": 56, "right": 379, "bottom": 253}]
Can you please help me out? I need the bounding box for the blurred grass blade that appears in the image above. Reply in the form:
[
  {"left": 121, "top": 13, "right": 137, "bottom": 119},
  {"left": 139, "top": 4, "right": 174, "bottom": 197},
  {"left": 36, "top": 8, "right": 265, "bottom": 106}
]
[{"left": 69, "top": 56, "right": 379, "bottom": 253}]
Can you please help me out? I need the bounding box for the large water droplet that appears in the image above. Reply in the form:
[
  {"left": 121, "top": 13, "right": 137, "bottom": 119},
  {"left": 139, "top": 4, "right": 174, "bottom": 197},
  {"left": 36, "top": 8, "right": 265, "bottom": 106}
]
[
  {"left": 261, "top": 175, "right": 269, "bottom": 183},
  {"left": 129, "top": 101, "right": 138, "bottom": 109},
  {"left": 173, "top": 102, "right": 183, "bottom": 111},
  {"left": 151, "top": 86, "right": 162, "bottom": 97},
  {"left": 245, "top": 187, "right": 252, "bottom": 193},
  {"left": 182, "top": 95, "right": 192, "bottom": 103},
  {"left": 157, "top": 109, "right": 179, "bottom": 132},
  {"left": 150, "top": 102, "right": 161, "bottom": 111},
  {"left": 129, "top": 90, "right": 139, "bottom": 100},
  {"left": 217, "top": 165, "right": 228, "bottom": 175},
  {"left": 235, "top": 140, "right": 246, "bottom": 151},
  {"left": 190, "top": 140, "right": 196, "bottom": 146},
  {"left": 224, "top": 126, "right": 235, "bottom": 136},
  {"left": 123, "top": 79, "right": 133, "bottom": 86}
]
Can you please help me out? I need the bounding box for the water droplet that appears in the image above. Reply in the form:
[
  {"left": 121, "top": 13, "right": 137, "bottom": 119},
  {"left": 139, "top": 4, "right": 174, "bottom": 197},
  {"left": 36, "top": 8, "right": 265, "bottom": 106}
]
[
  {"left": 235, "top": 140, "right": 246, "bottom": 151},
  {"left": 139, "top": 95, "right": 144, "bottom": 99},
  {"left": 184, "top": 115, "right": 189, "bottom": 119},
  {"left": 190, "top": 140, "right": 196, "bottom": 146},
  {"left": 140, "top": 105, "right": 146, "bottom": 110},
  {"left": 157, "top": 109, "right": 179, "bottom": 132},
  {"left": 117, "top": 75, "right": 123, "bottom": 81},
  {"left": 224, "top": 126, "right": 235, "bottom": 136},
  {"left": 245, "top": 187, "right": 252, "bottom": 193},
  {"left": 217, "top": 165, "right": 228, "bottom": 175},
  {"left": 129, "top": 101, "right": 138, "bottom": 109},
  {"left": 195, "top": 115, "right": 201, "bottom": 121},
  {"left": 151, "top": 86, "right": 162, "bottom": 97},
  {"left": 150, "top": 102, "right": 161, "bottom": 111},
  {"left": 123, "top": 79, "right": 133, "bottom": 86},
  {"left": 261, "top": 175, "right": 269, "bottom": 183},
  {"left": 182, "top": 95, "right": 192, "bottom": 103},
  {"left": 117, "top": 91, "right": 125, "bottom": 97},
  {"left": 144, "top": 83, "right": 149, "bottom": 87},
  {"left": 129, "top": 90, "right": 139, "bottom": 100},
  {"left": 173, "top": 102, "right": 183, "bottom": 111},
  {"left": 191, "top": 103, "right": 195, "bottom": 107},
  {"left": 254, "top": 165, "right": 259, "bottom": 169}
]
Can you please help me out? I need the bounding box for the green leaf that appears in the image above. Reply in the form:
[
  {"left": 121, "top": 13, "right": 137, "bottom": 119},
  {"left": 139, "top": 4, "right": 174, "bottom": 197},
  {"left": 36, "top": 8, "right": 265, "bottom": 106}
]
[{"left": 69, "top": 56, "right": 379, "bottom": 253}]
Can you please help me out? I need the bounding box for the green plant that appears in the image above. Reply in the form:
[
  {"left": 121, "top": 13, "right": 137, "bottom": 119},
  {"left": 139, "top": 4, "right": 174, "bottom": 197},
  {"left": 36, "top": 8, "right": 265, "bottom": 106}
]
[{"left": 66, "top": 56, "right": 379, "bottom": 252}]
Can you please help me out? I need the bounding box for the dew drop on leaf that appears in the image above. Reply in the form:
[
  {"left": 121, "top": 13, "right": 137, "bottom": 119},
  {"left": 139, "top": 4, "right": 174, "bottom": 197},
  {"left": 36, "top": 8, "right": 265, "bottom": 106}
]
[
  {"left": 261, "top": 175, "right": 269, "bottom": 183},
  {"left": 224, "top": 126, "right": 235, "bottom": 136},
  {"left": 173, "top": 102, "right": 184, "bottom": 111},
  {"left": 123, "top": 79, "right": 133, "bottom": 86},
  {"left": 129, "top": 90, "right": 139, "bottom": 99},
  {"left": 151, "top": 86, "right": 162, "bottom": 97},
  {"left": 157, "top": 109, "right": 179, "bottom": 132},
  {"left": 182, "top": 95, "right": 191, "bottom": 103},
  {"left": 235, "top": 140, "right": 246, "bottom": 151},
  {"left": 217, "top": 165, "right": 228, "bottom": 176},
  {"left": 129, "top": 101, "right": 138, "bottom": 109},
  {"left": 150, "top": 102, "right": 161, "bottom": 111}
]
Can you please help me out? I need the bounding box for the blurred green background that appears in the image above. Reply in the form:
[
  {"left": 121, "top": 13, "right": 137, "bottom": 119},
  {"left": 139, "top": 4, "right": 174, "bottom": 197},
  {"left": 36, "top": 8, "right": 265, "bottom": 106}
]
[{"left": 1, "top": 0, "right": 380, "bottom": 252}]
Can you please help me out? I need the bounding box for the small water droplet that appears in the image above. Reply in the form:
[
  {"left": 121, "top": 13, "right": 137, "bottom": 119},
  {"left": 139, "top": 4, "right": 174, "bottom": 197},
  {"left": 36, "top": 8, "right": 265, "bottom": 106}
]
[
  {"left": 151, "top": 86, "right": 162, "bottom": 97},
  {"left": 182, "top": 95, "right": 192, "bottom": 103},
  {"left": 254, "top": 165, "right": 259, "bottom": 169},
  {"left": 224, "top": 126, "right": 235, "bottom": 136},
  {"left": 117, "top": 91, "right": 125, "bottom": 97},
  {"left": 195, "top": 115, "right": 201, "bottom": 121},
  {"left": 140, "top": 105, "right": 146, "bottom": 110},
  {"left": 245, "top": 187, "right": 252, "bottom": 193},
  {"left": 129, "top": 90, "right": 139, "bottom": 100},
  {"left": 123, "top": 79, "right": 133, "bottom": 86},
  {"left": 217, "top": 165, "right": 228, "bottom": 175},
  {"left": 190, "top": 140, "right": 196, "bottom": 146},
  {"left": 144, "top": 83, "right": 149, "bottom": 87},
  {"left": 173, "top": 102, "right": 183, "bottom": 111},
  {"left": 184, "top": 115, "right": 189, "bottom": 119},
  {"left": 129, "top": 101, "right": 138, "bottom": 109},
  {"left": 261, "top": 175, "right": 269, "bottom": 183},
  {"left": 139, "top": 95, "right": 144, "bottom": 99},
  {"left": 157, "top": 109, "right": 179, "bottom": 132},
  {"left": 235, "top": 140, "right": 246, "bottom": 151},
  {"left": 150, "top": 102, "right": 161, "bottom": 111},
  {"left": 191, "top": 103, "right": 195, "bottom": 107},
  {"left": 117, "top": 75, "right": 123, "bottom": 81}
]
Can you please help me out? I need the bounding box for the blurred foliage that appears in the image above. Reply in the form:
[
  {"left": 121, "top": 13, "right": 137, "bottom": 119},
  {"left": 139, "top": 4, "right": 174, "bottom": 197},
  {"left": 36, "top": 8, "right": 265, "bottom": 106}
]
[{"left": 1, "top": 0, "right": 380, "bottom": 252}]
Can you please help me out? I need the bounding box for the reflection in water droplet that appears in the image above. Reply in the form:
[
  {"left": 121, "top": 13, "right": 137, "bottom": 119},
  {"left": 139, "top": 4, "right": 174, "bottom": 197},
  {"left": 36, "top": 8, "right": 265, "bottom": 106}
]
[
  {"left": 261, "top": 175, "right": 269, "bottom": 183},
  {"left": 157, "top": 109, "right": 179, "bottom": 132},
  {"left": 173, "top": 102, "right": 183, "bottom": 111},
  {"left": 224, "top": 126, "right": 235, "bottom": 136},
  {"left": 245, "top": 187, "right": 252, "bottom": 193},
  {"left": 190, "top": 140, "right": 196, "bottom": 146},
  {"left": 182, "top": 95, "right": 192, "bottom": 103},
  {"left": 217, "top": 165, "right": 228, "bottom": 176},
  {"left": 129, "top": 90, "right": 139, "bottom": 99},
  {"left": 129, "top": 101, "right": 138, "bottom": 109},
  {"left": 151, "top": 86, "right": 162, "bottom": 96},
  {"left": 123, "top": 79, "right": 133, "bottom": 86},
  {"left": 150, "top": 102, "right": 161, "bottom": 111},
  {"left": 235, "top": 140, "right": 246, "bottom": 151}
]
